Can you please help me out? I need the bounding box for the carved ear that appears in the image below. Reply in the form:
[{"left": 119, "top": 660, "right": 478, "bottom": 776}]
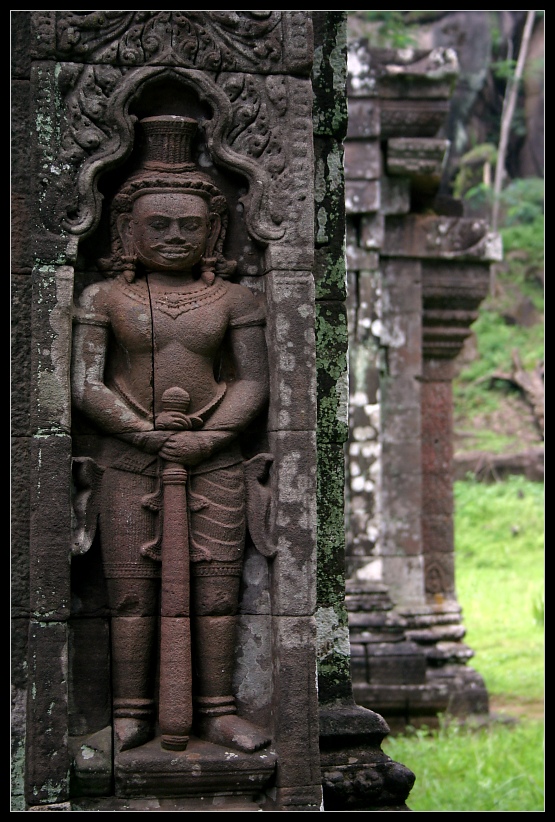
[
  {"left": 205, "top": 214, "right": 222, "bottom": 257},
  {"left": 116, "top": 213, "right": 135, "bottom": 256}
]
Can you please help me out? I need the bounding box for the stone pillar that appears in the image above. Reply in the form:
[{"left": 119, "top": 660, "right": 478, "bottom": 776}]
[
  {"left": 312, "top": 14, "right": 414, "bottom": 810},
  {"left": 344, "top": 41, "right": 501, "bottom": 727},
  {"left": 12, "top": 11, "right": 415, "bottom": 812},
  {"left": 382, "top": 218, "right": 501, "bottom": 716}
]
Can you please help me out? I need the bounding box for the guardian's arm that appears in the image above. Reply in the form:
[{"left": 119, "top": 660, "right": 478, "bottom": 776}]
[{"left": 71, "top": 285, "right": 152, "bottom": 436}]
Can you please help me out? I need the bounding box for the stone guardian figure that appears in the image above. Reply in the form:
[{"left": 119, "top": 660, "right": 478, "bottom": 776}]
[{"left": 71, "top": 115, "right": 271, "bottom": 756}]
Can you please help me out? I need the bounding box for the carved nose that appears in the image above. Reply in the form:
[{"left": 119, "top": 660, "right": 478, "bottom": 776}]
[{"left": 166, "top": 225, "right": 186, "bottom": 241}]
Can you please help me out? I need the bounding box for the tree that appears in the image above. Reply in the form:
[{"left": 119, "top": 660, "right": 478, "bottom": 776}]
[{"left": 492, "top": 10, "right": 536, "bottom": 232}]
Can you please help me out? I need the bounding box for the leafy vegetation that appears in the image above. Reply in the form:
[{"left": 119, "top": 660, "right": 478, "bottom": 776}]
[
  {"left": 346, "top": 10, "right": 434, "bottom": 48},
  {"left": 453, "top": 176, "right": 544, "bottom": 453},
  {"left": 383, "top": 476, "right": 544, "bottom": 812}
]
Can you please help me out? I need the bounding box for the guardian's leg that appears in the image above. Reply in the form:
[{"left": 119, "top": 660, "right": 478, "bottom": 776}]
[{"left": 99, "top": 465, "right": 161, "bottom": 752}]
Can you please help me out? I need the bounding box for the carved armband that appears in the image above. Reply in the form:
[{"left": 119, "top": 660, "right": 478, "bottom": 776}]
[
  {"left": 73, "top": 307, "right": 110, "bottom": 328},
  {"left": 228, "top": 305, "right": 266, "bottom": 329}
]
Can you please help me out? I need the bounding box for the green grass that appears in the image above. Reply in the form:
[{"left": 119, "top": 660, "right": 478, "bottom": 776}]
[
  {"left": 383, "top": 476, "right": 544, "bottom": 812},
  {"left": 384, "top": 718, "right": 544, "bottom": 812},
  {"left": 454, "top": 475, "right": 544, "bottom": 702}
]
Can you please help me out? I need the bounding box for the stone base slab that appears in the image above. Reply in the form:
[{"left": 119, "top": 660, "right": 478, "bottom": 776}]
[{"left": 71, "top": 728, "right": 277, "bottom": 803}]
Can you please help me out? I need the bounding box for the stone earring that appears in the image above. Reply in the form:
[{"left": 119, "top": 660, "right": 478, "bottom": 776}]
[
  {"left": 121, "top": 254, "right": 137, "bottom": 283},
  {"left": 200, "top": 256, "right": 216, "bottom": 285}
]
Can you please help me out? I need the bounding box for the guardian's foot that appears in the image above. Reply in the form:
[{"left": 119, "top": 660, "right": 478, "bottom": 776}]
[
  {"left": 197, "top": 713, "right": 271, "bottom": 752},
  {"left": 114, "top": 717, "right": 153, "bottom": 752}
]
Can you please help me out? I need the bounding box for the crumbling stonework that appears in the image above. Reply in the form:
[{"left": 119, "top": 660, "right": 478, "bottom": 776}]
[{"left": 344, "top": 40, "right": 502, "bottom": 729}]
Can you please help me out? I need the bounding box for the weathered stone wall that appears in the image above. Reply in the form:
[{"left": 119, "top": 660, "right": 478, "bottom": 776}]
[{"left": 11, "top": 11, "right": 415, "bottom": 812}]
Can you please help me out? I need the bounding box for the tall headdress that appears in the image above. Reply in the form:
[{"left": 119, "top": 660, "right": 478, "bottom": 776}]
[{"left": 106, "top": 115, "right": 236, "bottom": 283}]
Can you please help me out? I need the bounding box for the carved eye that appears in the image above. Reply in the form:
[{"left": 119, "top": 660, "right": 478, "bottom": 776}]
[
  {"left": 181, "top": 218, "right": 204, "bottom": 231},
  {"left": 149, "top": 219, "right": 169, "bottom": 230}
]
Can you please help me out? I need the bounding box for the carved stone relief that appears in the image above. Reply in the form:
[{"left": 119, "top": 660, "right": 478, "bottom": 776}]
[
  {"left": 69, "top": 110, "right": 280, "bottom": 796},
  {"left": 32, "top": 11, "right": 312, "bottom": 74},
  {"left": 35, "top": 60, "right": 314, "bottom": 278}
]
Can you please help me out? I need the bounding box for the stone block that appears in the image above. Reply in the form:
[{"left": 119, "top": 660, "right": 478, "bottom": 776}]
[
  {"left": 345, "top": 243, "right": 380, "bottom": 273},
  {"left": 422, "top": 431, "right": 454, "bottom": 474},
  {"left": 271, "top": 616, "right": 320, "bottom": 790},
  {"left": 380, "top": 439, "right": 421, "bottom": 479},
  {"left": 386, "top": 137, "right": 450, "bottom": 178},
  {"left": 11, "top": 436, "right": 30, "bottom": 617},
  {"left": 30, "top": 435, "right": 72, "bottom": 619},
  {"left": 422, "top": 515, "right": 455, "bottom": 557},
  {"left": 380, "top": 98, "right": 452, "bottom": 139},
  {"left": 312, "top": 11, "right": 348, "bottom": 139},
  {"left": 424, "top": 553, "right": 456, "bottom": 596},
  {"left": 11, "top": 79, "right": 31, "bottom": 185},
  {"left": 345, "top": 179, "right": 380, "bottom": 214},
  {"left": 380, "top": 398, "right": 421, "bottom": 441},
  {"left": 233, "top": 614, "right": 273, "bottom": 729},
  {"left": 11, "top": 275, "right": 32, "bottom": 434},
  {"left": 239, "top": 545, "right": 271, "bottom": 616},
  {"left": 11, "top": 618, "right": 28, "bottom": 810},
  {"left": 346, "top": 99, "right": 380, "bottom": 138},
  {"left": 366, "top": 641, "right": 428, "bottom": 685},
  {"left": 265, "top": 271, "right": 317, "bottom": 433},
  {"left": 344, "top": 140, "right": 381, "bottom": 180},
  {"left": 315, "top": 301, "right": 349, "bottom": 445},
  {"left": 346, "top": 43, "right": 377, "bottom": 98},
  {"left": 380, "top": 476, "right": 422, "bottom": 558},
  {"left": 267, "top": 430, "right": 317, "bottom": 616},
  {"left": 30, "top": 266, "right": 74, "bottom": 434},
  {"left": 380, "top": 556, "right": 425, "bottom": 607},
  {"left": 384, "top": 215, "right": 503, "bottom": 261},
  {"left": 317, "top": 443, "right": 349, "bottom": 607},
  {"left": 381, "top": 176, "right": 411, "bottom": 215},
  {"left": 11, "top": 11, "right": 32, "bottom": 77},
  {"left": 30, "top": 12, "right": 314, "bottom": 75},
  {"left": 26, "top": 620, "right": 70, "bottom": 806},
  {"left": 11, "top": 192, "right": 34, "bottom": 275},
  {"left": 360, "top": 213, "right": 385, "bottom": 249},
  {"left": 381, "top": 259, "right": 421, "bottom": 313},
  {"left": 314, "top": 137, "right": 346, "bottom": 248},
  {"left": 380, "top": 313, "right": 422, "bottom": 377}
]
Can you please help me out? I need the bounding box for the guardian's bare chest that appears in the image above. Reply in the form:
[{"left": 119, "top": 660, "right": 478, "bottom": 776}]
[{"left": 109, "top": 278, "right": 231, "bottom": 356}]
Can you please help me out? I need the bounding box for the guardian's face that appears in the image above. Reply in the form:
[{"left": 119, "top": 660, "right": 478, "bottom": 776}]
[{"left": 128, "top": 191, "right": 210, "bottom": 273}]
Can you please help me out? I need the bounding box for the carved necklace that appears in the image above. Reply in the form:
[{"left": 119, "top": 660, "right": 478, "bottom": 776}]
[{"left": 117, "top": 275, "right": 227, "bottom": 319}]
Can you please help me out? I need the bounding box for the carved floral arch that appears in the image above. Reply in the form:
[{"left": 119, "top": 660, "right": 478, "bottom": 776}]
[{"left": 63, "top": 65, "right": 285, "bottom": 247}]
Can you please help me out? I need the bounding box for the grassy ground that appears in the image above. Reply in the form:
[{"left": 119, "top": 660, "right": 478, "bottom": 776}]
[
  {"left": 384, "top": 716, "right": 544, "bottom": 812},
  {"left": 383, "top": 476, "right": 544, "bottom": 812}
]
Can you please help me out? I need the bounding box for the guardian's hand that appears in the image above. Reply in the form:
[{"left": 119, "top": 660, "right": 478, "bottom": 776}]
[{"left": 158, "top": 431, "right": 212, "bottom": 467}]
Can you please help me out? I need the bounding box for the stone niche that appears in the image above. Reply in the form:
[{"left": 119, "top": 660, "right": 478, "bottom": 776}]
[{"left": 12, "top": 11, "right": 415, "bottom": 812}]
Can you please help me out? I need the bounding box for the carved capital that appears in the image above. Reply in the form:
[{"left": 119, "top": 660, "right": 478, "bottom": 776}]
[
  {"left": 383, "top": 214, "right": 502, "bottom": 261},
  {"left": 347, "top": 44, "right": 459, "bottom": 138},
  {"left": 422, "top": 261, "right": 491, "bottom": 361}
]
